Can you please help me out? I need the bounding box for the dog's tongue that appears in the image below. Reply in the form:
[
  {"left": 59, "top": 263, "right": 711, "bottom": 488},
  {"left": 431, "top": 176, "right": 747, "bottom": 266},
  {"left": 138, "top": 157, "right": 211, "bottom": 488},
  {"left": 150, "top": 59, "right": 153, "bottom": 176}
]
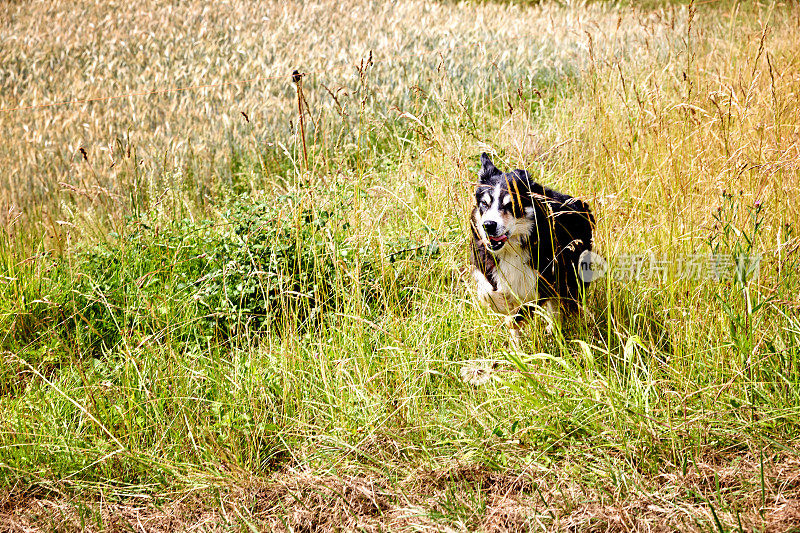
[{"left": 489, "top": 235, "right": 508, "bottom": 243}]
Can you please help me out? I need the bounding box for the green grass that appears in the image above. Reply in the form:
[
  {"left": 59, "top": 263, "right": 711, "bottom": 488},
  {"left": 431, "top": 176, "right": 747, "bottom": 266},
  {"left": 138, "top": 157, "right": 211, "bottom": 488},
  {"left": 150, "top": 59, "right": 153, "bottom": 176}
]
[{"left": 2, "top": 0, "right": 800, "bottom": 530}]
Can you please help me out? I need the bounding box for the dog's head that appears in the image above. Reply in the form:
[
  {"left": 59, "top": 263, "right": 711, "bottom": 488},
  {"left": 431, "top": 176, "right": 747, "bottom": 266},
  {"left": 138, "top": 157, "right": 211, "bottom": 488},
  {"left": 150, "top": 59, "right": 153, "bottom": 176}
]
[{"left": 473, "top": 153, "right": 541, "bottom": 252}]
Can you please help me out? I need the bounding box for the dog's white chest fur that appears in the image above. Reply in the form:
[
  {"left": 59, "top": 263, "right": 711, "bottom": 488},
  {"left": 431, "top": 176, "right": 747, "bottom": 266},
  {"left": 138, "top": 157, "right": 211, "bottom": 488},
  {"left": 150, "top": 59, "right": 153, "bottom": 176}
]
[{"left": 493, "top": 243, "right": 538, "bottom": 305}]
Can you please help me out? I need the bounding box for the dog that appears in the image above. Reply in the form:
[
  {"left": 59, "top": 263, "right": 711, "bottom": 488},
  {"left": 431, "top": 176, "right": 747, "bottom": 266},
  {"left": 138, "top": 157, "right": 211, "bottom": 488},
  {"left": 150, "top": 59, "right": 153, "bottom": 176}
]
[{"left": 470, "top": 153, "right": 594, "bottom": 336}]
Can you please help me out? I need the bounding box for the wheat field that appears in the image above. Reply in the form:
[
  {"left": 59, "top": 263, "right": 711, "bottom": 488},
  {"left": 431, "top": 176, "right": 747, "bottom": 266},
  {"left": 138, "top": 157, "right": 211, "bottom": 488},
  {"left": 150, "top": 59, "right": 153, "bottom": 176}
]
[{"left": 1, "top": 0, "right": 800, "bottom": 530}]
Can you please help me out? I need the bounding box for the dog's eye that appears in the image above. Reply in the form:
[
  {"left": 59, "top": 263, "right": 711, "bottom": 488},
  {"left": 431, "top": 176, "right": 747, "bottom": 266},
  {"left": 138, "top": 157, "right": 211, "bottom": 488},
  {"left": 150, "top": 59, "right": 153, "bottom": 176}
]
[
  {"left": 479, "top": 200, "right": 490, "bottom": 209},
  {"left": 502, "top": 201, "right": 513, "bottom": 210}
]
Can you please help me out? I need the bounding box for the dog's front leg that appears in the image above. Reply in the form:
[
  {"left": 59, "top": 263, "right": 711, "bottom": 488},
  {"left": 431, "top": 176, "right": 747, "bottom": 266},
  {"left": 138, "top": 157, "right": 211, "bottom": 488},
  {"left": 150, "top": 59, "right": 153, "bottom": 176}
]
[
  {"left": 474, "top": 269, "right": 525, "bottom": 349},
  {"left": 473, "top": 268, "right": 518, "bottom": 315}
]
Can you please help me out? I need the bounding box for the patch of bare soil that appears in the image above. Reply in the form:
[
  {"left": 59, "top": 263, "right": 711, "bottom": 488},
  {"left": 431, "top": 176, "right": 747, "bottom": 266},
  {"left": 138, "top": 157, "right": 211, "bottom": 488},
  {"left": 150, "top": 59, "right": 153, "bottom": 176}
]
[{"left": 2, "top": 456, "right": 800, "bottom": 532}]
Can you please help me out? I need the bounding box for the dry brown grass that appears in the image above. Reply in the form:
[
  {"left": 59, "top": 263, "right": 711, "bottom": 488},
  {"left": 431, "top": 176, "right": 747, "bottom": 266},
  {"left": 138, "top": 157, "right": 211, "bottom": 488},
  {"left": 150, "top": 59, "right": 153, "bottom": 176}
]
[{"left": 3, "top": 454, "right": 800, "bottom": 531}]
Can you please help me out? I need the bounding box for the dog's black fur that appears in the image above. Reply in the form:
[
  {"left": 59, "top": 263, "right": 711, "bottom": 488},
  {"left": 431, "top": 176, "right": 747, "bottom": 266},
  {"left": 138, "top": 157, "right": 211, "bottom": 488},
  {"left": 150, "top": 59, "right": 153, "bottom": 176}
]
[{"left": 470, "top": 153, "right": 594, "bottom": 313}]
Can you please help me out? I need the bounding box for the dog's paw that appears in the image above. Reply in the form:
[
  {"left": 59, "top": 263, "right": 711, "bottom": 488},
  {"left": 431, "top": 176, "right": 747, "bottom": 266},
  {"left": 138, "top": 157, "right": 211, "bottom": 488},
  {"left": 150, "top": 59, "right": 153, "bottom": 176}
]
[
  {"left": 487, "top": 289, "right": 516, "bottom": 315},
  {"left": 476, "top": 279, "right": 496, "bottom": 307}
]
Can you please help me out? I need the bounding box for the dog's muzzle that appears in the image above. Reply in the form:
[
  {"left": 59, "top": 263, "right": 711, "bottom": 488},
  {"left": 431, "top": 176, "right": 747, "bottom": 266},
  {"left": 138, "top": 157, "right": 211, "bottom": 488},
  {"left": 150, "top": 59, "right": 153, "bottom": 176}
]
[{"left": 482, "top": 221, "right": 508, "bottom": 251}]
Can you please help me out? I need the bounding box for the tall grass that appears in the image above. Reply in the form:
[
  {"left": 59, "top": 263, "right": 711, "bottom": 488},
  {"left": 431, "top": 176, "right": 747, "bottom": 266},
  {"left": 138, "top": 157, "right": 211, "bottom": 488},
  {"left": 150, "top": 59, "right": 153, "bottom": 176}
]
[{"left": 1, "top": 0, "right": 799, "bottom": 530}]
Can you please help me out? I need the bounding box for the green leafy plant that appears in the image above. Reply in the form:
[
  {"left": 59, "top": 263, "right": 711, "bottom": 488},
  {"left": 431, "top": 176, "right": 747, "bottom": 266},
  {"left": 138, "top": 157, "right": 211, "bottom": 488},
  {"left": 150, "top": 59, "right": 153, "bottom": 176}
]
[
  {"left": 708, "top": 191, "right": 771, "bottom": 370},
  {"left": 194, "top": 195, "right": 353, "bottom": 333}
]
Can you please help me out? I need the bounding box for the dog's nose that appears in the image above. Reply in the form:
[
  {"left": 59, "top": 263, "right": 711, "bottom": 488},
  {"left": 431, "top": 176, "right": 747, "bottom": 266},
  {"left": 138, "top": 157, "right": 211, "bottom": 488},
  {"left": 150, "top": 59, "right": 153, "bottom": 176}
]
[{"left": 483, "top": 221, "right": 498, "bottom": 235}]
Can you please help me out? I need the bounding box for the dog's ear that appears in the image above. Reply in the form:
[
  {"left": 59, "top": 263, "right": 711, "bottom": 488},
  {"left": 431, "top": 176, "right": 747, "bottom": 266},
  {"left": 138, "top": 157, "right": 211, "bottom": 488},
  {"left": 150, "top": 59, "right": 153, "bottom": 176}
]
[
  {"left": 479, "top": 152, "right": 500, "bottom": 182},
  {"left": 505, "top": 169, "right": 532, "bottom": 214},
  {"left": 512, "top": 169, "right": 532, "bottom": 191}
]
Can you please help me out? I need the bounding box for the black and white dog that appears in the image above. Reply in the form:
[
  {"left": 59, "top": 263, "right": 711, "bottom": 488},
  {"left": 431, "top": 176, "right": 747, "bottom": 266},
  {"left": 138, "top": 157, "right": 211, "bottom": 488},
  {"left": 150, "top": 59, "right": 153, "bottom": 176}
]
[{"left": 470, "top": 153, "right": 594, "bottom": 333}]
